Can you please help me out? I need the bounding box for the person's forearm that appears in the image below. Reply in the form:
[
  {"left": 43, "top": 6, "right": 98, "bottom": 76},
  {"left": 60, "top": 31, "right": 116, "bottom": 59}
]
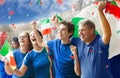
[
  {"left": 98, "top": 2, "right": 111, "bottom": 44},
  {"left": 12, "top": 69, "right": 24, "bottom": 77},
  {"left": 74, "top": 54, "right": 81, "bottom": 76},
  {"left": 98, "top": 11, "right": 111, "bottom": 38},
  {"left": 4, "top": 64, "right": 13, "bottom": 75}
]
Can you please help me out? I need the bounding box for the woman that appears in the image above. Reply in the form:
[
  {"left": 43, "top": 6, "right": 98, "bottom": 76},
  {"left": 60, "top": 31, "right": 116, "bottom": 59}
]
[
  {"left": 4, "top": 31, "right": 34, "bottom": 78},
  {"left": 11, "top": 22, "right": 53, "bottom": 78}
]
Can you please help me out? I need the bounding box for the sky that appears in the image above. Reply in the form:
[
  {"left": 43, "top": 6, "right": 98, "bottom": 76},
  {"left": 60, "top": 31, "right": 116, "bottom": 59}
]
[{"left": 0, "top": 0, "right": 72, "bottom": 25}]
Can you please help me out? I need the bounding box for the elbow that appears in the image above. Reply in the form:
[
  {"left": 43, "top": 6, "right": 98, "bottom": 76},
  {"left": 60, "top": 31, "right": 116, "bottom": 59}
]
[
  {"left": 76, "top": 73, "right": 80, "bottom": 76},
  {"left": 76, "top": 71, "right": 81, "bottom": 76},
  {"left": 18, "top": 75, "right": 23, "bottom": 77},
  {"left": 15, "top": 72, "right": 24, "bottom": 77},
  {"left": 5, "top": 71, "right": 13, "bottom": 75},
  {"left": 13, "top": 69, "right": 24, "bottom": 77},
  {"left": 103, "top": 32, "right": 112, "bottom": 44}
]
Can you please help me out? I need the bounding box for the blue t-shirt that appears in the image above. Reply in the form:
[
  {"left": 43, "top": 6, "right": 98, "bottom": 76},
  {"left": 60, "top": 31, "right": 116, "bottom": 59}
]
[
  {"left": 0, "top": 61, "right": 12, "bottom": 78},
  {"left": 71, "top": 35, "right": 113, "bottom": 78},
  {"left": 23, "top": 48, "right": 52, "bottom": 78},
  {"left": 13, "top": 49, "right": 34, "bottom": 78},
  {"left": 109, "top": 54, "right": 120, "bottom": 78},
  {"left": 47, "top": 39, "right": 80, "bottom": 78}
]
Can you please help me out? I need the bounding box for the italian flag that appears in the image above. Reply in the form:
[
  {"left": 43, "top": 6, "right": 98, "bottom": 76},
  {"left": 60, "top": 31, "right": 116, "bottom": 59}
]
[
  {"left": 40, "top": 18, "right": 52, "bottom": 35},
  {"left": 0, "top": 39, "right": 16, "bottom": 70},
  {"left": 40, "top": 14, "right": 63, "bottom": 35}
]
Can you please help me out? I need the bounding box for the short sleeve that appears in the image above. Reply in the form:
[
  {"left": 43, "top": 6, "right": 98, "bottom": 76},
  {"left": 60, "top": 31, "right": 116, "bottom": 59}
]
[{"left": 23, "top": 52, "right": 32, "bottom": 67}]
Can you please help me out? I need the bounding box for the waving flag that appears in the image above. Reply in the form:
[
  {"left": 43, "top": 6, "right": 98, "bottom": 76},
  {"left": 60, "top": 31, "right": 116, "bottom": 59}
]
[
  {"left": 0, "top": 39, "right": 16, "bottom": 70},
  {"left": 40, "top": 18, "right": 52, "bottom": 35},
  {"left": 40, "top": 14, "right": 63, "bottom": 35},
  {"left": 105, "top": 1, "right": 120, "bottom": 20},
  {"left": 0, "top": 39, "right": 10, "bottom": 56}
]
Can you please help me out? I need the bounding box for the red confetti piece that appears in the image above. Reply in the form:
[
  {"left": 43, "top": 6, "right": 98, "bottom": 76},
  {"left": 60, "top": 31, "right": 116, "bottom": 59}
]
[
  {"left": 9, "top": 11, "right": 15, "bottom": 16},
  {"left": 93, "top": 1, "right": 99, "bottom": 5},
  {"left": 72, "top": 4, "right": 77, "bottom": 9},
  {"left": 29, "top": 1, "right": 33, "bottom": 5},
  {"left": 40, "top": 1, "right": 42, "bottom": 5},
  {"left": 56, "top": 0, "right": 63, "bottom": 4},
  {"left": 91, "top": 12, "right": 94, "bottom": 15},
  {"left": 0, "top": 0, "right": 4, "bottom": 5},
  {"left": 11, "top": 24, "right": 16, "bottom": 28}
]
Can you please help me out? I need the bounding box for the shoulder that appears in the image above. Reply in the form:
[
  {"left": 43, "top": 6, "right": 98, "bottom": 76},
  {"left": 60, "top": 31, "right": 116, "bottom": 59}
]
[
  {"left": 95, "top": 35, "right": 109, "bottom": 48},
  {"left": 71, "top": 37, "right": 81, "bottom": 45},
  {"left": 47, "top": 39, "right": 60, "bottom": 45},
  {"left": 71, "top": 37, "right": 81, "bottom": 42},
  {"left": 13, "top": 48, "right": 21, "bottom": 55}
]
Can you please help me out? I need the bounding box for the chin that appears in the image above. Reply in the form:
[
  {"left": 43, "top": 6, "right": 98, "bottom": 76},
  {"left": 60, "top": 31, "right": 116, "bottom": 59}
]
[
  {"left": 58, "top": 37, "right": 62, "bottom": 40},
  {"left": 81, "top": 39, "right": 85, "bottom": 42}
]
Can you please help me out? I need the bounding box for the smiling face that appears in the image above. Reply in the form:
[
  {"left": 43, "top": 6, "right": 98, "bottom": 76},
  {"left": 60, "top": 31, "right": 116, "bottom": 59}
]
[
  {"left": 11, "top": 41, "right": 19, "bottom": 49},
  {"left": 79, "top": 25, "right": 94, "bottom": 42},
  {"left": 29, "top": 31, "right": 37, "bottom": 45},
  {"left": 18, "top": 32, "right": 30, "bottom": 47},
  {"left": 29, "top": 31, "right": 43, "bottom": 46},
  {"left": 58, "top": 24, "right": 72, "bottom": 41},
  {"left": 78, "top": 20, "right": 95, "bottom": 43},
  {"left": 58, "top": 21, "right": 74, "bottom": 42}
]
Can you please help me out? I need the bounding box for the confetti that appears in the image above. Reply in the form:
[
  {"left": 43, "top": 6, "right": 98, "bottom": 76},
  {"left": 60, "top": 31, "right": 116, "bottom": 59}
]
[{"left": 56, "top": 0, "right": 63, "bottom": 4}]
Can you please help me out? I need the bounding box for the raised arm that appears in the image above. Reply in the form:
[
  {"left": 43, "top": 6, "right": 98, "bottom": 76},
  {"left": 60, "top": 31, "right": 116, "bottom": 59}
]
[
  {"left": 70, "top": 45, "right": 81, "bottom": 76},
  {"left": 50, "top": 14, "right": 59, "bottom": 28},
  {"left": 98, "top": 1, "right": 112, "bottom": 44},
  {"left": 30, "top": 21, "right": 45, "bottom": 47}
]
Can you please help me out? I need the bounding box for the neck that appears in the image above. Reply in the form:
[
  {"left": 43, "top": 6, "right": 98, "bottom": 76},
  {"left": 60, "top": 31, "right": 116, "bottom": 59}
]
[
  {"left": 86, "top": 35, "right": 96, "bottom": 45},
  {"left": 20, "top": 46, "right": 28, "bottom": 54},
  {"left": 33, "top": 44, "right": 43, "bottom": 52},
  {"left": 61, "top": 39, "right": 70, "bottom": 44}
]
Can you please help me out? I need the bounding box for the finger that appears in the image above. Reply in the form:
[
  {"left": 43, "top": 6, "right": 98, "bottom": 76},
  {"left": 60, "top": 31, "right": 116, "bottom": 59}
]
[{"left": 51, "top": 14, "right": 56, "bottom": 21}]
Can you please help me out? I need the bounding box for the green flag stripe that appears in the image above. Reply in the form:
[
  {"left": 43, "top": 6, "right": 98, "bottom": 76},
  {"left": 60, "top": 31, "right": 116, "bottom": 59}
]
[{"left": 0, "top": 39, "right": 10, "bottom": 56}]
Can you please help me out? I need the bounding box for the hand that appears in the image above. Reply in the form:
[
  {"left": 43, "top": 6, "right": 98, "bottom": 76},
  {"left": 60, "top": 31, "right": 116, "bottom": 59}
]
[
  {"left": 30, "top": 21, "right": 37, "bottom": 29},
  {"left": 4, "top": 57, "right": 9, "bottom": 65},
  {"left": 50, "top": 14, "right": 59, "bottom": 26},
  {"left": 70, "top": 45, "right": 77, "bottom": 55},
  {"left": 98, "top": 1, "right": 107, "bottom": 12},
  {"left": 0, "top": 54, "right": 4, "bottom": 61}
]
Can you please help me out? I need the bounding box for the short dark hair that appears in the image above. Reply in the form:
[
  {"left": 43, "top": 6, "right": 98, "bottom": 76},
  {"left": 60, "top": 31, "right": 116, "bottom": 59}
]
[
  {"left": 12, "top": 37, "right": 19, "bottom": 43},
  {"left": 79, "top": 20, "right": 95, "bottom": 30},
  {"left": 60, "top": 20, "right": 74, "bottom": 38}
]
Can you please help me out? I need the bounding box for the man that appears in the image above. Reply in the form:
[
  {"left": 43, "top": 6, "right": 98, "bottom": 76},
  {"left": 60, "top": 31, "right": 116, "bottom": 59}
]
[
  {"left": 11, "top": 37, "right": 19, "bottom": 50},
  {"left": 71, "top": 1, "right": 113, "bottom": 78}
]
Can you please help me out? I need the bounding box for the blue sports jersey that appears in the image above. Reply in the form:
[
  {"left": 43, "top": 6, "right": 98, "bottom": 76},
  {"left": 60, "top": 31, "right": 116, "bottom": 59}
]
[
  {"left": 23, "top": 47, "right": 52, "bottom": 78},
  {"left": 47, "top": 39, "right": 80, "bottom": 78},
  {"left": 71, "top": 35, "right": 113, "bottom": 78},
  {"left": 109, "top": 54, "right": 120, "bottom": 78},
  {"left": 0, "top": 61, "right": 12, "bottom": 78},
  {"left": 13, "top": 49, "right": 34, "bottom": 78}
]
